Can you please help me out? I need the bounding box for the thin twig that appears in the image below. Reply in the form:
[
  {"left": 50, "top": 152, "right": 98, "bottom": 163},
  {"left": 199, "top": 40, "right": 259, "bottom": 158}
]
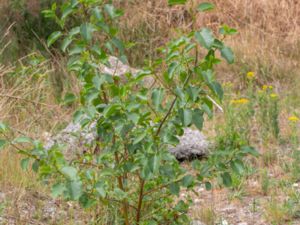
[{"left": 0, "top": 94, "right": 58, "bottom": 107}]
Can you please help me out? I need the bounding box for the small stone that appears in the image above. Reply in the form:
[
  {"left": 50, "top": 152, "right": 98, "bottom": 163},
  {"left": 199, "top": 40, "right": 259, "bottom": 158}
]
[{"left": 191, "top": 220, "right": 206, "bottom": 225}]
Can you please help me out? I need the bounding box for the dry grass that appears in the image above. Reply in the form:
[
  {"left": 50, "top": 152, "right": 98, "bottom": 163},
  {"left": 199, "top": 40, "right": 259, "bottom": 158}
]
[{"left": 118, "top": 0, "right": 300, "bottom": 87}]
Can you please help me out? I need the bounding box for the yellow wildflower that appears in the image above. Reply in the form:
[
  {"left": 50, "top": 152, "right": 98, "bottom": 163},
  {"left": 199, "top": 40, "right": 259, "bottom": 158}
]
[
  {"left": 262, "top": 85, "right": 268, "bottom": 91},
  {"left": 270, "top": 93, "right": 278, "bottom": 98},
  {"left": 288, "top": 116, "right": 299, "bottom": 122},
  {"left": 231, "top": 98, "right": 249, "bottom": 105},
  {"left": 269, "top": 85, "right": 273, "bottom": 90},
  {"left": 246, "top": 71, "right": 255, "bottom": 79}
]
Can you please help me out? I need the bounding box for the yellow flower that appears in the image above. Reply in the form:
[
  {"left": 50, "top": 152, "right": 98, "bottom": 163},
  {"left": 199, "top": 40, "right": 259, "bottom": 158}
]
[
  {"left": 246, "top": 71, "right": 255, "bottom": 79},
  {"left": 269, "top": 85, "right": 273, "bottom": 90},
  {"left": 288, "top": 116, "right": 299, "bottom": 122},
  {"left": 231, "top": 98, "right": 249, "bottom": 105},
  {"left": 270, "top": 93, "right": 278, "bottom": 98},
  {"left": 262, "top": 85, "right": 268, "bottom": 91}
]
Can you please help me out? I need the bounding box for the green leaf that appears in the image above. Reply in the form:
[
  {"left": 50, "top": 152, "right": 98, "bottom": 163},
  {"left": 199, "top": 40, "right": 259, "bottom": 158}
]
[
  {"left": 95, "top": 182, "right": 106, "bottom": 198},
  {"left": 163, "top": 133, "right": 180, "bottom": 145},
  {"left": 0, "top": 122, "right": 8, "bottom": 132},
  {"left": 151, "top": 88, "right": 164, "bottom": 110},
  {"left": 51, "top": 183, "right": 66, "bottom": 198},
  {"left": 241, "top": 146, "right": 259, "bottom": 157},
  {"left": 220, "top": 46, "right": 234, "bottom": 64},
  {"left": 205, "top": 181, "right": 212, "bottom": 190},
  {"left": 104, "top": 4, "right": 122, "bottom": 19},
  {"left": 32, "top": 160, "right": 39, "bottom": 172},
  {"left": 180, "top": 109, "right": 193, "bottom": 127},
  {"left": 169, "top": 182, "right": 180, "bottom": 196},
  {"left": 67, "top": 180, "right": 83, "bottom": 200},
  {"left": 168, "top": 0, "right": 187, "bottom": 5},
  {"left": 47, "top": 31, "right": 62, "bottom": 47},
  {"left": 181, "top": 175, "right": 194, "bottom": 188},
  {"left": 133, "top": 132, "right": 147, "bottom": 145},
  {"left": 13, "top": 137, "right": 32, "bottom": 144},
  {"left": 103, "top": 104, "right": 121, "bottom": 118},
  {"left": 192, "top": 109, "right": 204, "bottom": 130},
  {"left": 61, "top": 6, "right": 74, "bottom": 20},
  {"left": 197, "top": 2, "right": 215, "bottom": 12},
  {"left": 63, "top": 93, "right": 76, "bottom": 105},
  {"left": 0, "top": 139, "right": 7, "bottom": 150},
  {"left": 167, "top": 62, "right": 178, "bottom": 79},
  {"left": 219, "top": 25, "right": 238, "bottom": 35},
  {"left": 211, "top": 81, "right": 224, "bottom": 100},
  {"left": 20, "top": 158, "right": 30, "bottom": 170},
  {"left": 79, "top": 193, "right": 96, "bottom": 208},
  {"left": 128, "top": 113, "right": 139, "bottom": 124},
  {"left": 60, "top": 166, "right": 78, "bottom": 180},
  {"left": 80, "top": 23, "right": 94, "bottom": 42},
  {"left": 149, "top": 155, "right": 160, "bottom": 173},
  {"left": 221, "top": 172, "right": 232, "bottom": 187},
  {"left": 231, "top": 160, "right": 244, "bottom": 175},
  {"left": 195, "top": 28, "right": 215, "bottom": 49},
  {"left": 61, "top": 37, "right": 73, "bottom": 52}
]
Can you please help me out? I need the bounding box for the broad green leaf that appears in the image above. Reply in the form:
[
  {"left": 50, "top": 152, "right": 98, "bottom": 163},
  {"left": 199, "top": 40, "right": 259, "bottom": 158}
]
[
  {"left": 169, "top": 182, "right": 180, "bottom": 196},
  {"left": 61, "top": 37, "right": 73, "bottom": 52},
  {"left": 220, "top": 46, "right": 234, "bottom": 64},
  {"left": 20, "top": 158, "right": 30, "bottom": 170},
  {"left": 197, "top": 2, "right": 215, "bottom": 12},
  {"left": 180, "top": 109, "right": 193, "bottom": 127},
  {"left": 149, "top": 155, "right": 160, "bottom": 173},
  {"left": 0, "top": 139, "right": 7, "bottom": 150},
  {"left": 151, "top": 88, "right": 164, "bottom": 110},
  {"left": 205, "top": 181, "right": 212, "bottom": 190},
  {"left": 104, "top": 4, "right": 122, "bottom": 19},
  {"left": 192, "top": 109, "right": 204, "bottom": 130},
  {"left": 168, "top": 62, "right": 178, "bottom": 79},
  {"left": 69, "top": 26, "right": 80, "bottom": 36},
  {"left": 61, "top": 6, "right": 74, "bottom": 20},
  {"left": 103, "top": 104, "right": 121, "bottom": 118},
  {"left": 133, "top": 132, "right": 147, "bottom": 145},
  {"left": 181, "top": 175, "right": 194, "bottom": 188},
  {"left": 128, "top": 113, "right": 139, "bottom": 124},
  {"left": 221, "top": 172, "right": 232, "bottom": 187},
  {"left": 195, "top": 28, "right": 214, "bottom": 49},
  {"left": 95, "top": 182, "right": 106, "bottom": 198},
  {"left": 163, "top": 133, "right": 180, "bottom": 145},
  {"left": 13, "top": 137, "right": 32, "bottom": 144},
  {"left": 67, "top": 180, "right": 82, "bottom": 200},
  {"left": 92, "top": 7, "right": 103, "bottom": 21},
  {"left": 79, "top": 193, "right": 96, "bottom": 208},
  {"left": 80, "top": 23, "right": 95, "bottom": 42},
  {"left": 32, "top": 160, "right": 39, "bottom": 172},
  {"left": 211, "top": 81, "right": 224, "bottom": 100},
  {"left": 51, "top": 183, "right": 66, "bottom": 198},
  {"left": 60, "top": 166, "right": 78, "bottom": 180},
  {"left": 168, "top": 0, "right": 187, "bottom": 5},
  {"left": 47, "top": 31, "right": 62, "bottom": 47},
  {"left": 241, "top": 146, "right": 259, "bottom": 157},
  {"left": 63, "top": 93, "right": 76, "bottom": 105},
  {"left": 231, "top": 160, "right": 244, "bottom": 175}
]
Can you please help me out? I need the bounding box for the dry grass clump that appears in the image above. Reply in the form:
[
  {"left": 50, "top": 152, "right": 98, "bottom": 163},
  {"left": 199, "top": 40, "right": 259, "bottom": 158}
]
[{"left": 117, "top": 0, "right": 300, "bottom": 86}]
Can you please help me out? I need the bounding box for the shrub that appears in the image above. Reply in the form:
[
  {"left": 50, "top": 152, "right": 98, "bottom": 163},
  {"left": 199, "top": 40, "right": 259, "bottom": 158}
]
[{"left": 1, "top": 1, "right": 258, "bottom": 224}]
